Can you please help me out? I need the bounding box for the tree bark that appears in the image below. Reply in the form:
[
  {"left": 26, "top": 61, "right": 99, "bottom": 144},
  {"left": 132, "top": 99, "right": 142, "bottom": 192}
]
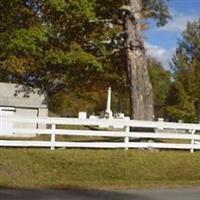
[{"left": 125, "top": 0, "right": 154, "bottom": 120}]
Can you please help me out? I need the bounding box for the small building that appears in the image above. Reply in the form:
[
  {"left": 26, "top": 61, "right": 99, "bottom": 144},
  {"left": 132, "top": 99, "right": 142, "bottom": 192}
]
[{"left": 0, "top": 82, "right": 48, "bottom": 136}]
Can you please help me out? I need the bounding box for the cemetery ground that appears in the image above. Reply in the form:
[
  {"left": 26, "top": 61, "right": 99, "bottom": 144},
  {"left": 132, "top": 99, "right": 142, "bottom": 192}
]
[{"left": 0, "top": 148, "right": 200, "bottom": 189}]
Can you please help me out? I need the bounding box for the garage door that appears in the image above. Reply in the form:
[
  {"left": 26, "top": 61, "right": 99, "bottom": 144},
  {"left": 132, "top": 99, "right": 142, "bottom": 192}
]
[{"left": 0, "top": 107, "right": 15, "bottom": 136}]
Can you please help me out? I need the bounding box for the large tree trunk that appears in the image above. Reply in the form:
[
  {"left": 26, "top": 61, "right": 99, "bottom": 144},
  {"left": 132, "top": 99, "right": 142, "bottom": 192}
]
[{"left": 125, "top": 0, "right": 154, "bottom": 120}]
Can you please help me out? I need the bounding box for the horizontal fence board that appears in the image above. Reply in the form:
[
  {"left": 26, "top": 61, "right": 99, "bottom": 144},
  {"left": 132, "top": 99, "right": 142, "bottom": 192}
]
[
  {"left": 1, "top": 116, "right": 200, "bottom": 130},
  {"left": 12, "top": 128, "right": 200, "bottom": 140},
  {"left": 54, "top": 142, "right": 200, "bottom": 149},
  {"left": 12, "top": 128, "right": 126, "bottom": 137},
  {"left": 1, "top": 116, "right": 200, "bottom": 151},
  {"left": 0, "top": 140, "right": 51, "bottom": 147},
  {"left": 1, "top": 140, "right": 200, "bottom": 150},
  {"left": 54, "top": 141, "right": 125, "bottom": 148},
  {"left": 128, "top": 142, "right": 200, "bottom": 150},
  {"left": 129, "top": 132, "right": 200, "bottom": 140}
]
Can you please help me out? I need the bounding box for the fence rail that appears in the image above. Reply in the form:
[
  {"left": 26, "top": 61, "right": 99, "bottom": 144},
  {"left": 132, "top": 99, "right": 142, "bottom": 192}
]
[{"left": 1, "top": 116, "right": 200, "bottom": 152}]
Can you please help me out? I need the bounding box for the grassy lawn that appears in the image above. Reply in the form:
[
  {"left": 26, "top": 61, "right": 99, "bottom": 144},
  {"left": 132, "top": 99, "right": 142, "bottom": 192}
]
[{"left": 0, "top": 148, "right": 200, "bottom": 189}]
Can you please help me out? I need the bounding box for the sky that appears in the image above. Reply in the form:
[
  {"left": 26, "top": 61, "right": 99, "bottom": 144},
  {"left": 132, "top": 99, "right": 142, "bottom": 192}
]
[{"left": 145, "top": 0, "right": 200, "bottom": 70}]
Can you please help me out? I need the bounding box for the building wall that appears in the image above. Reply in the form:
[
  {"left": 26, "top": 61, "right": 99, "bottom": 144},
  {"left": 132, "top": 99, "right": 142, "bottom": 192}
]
[
  {"left": 0, "top": 107, "right": 15, "bottom": 136},
  {"left": 0, "top": 82, "right": 48, "bottom": 137},
  {"left": 0, "top": 82, "right": 47, "bottom": 108},
  {"left": 14, "top": 108, "right": 38, "bottom": 129},
  {"left": 1, "top": 107, "right": 48, "bottom": 137}
]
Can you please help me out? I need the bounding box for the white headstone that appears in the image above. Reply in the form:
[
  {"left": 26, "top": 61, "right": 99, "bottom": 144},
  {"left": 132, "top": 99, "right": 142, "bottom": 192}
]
[
  {"left": 89, "top": 115, "right": 99, "bottom": 120},
  {"left": 78, "top": 112, "right": 87, "bottom": 119},
  {"left": 158, "top": 118, "right": 164, "bottom": 122}
]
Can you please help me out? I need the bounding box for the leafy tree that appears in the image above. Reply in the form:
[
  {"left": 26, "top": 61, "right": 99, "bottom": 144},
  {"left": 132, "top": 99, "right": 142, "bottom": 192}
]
[
  {"left": 49, "top": 56, "right": 172, "bottom": 119},
  {"left": 0, "top": 0, "right": 108, "bottom": 94},
  {"left": 166, "top": 19, "right": 200, "bottom": 122},
  {"left": 0, "top": 0, "right": 170, "bottom": 119},
  {"left": 95, "top": 0, "right": 170, "bottom": 120},
  {"left": 147, "top": 58, "right": 171, "bottom": 118}
]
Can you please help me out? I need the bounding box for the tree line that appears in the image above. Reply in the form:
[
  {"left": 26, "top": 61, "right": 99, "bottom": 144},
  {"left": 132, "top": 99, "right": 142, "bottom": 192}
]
[{"left": 0, "top": 0, "right": 199, "bottom": 122}]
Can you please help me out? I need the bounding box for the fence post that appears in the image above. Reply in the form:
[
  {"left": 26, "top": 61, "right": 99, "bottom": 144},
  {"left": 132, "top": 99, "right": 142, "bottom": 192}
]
[
  {"left": 190, "top": 129, "right": 196, "bottom": 153},
  {"left": 124, "top": 126, "right": 130, "bottom": 150},
  {"left": 51, "top": 124, "right": 56, "bottom": 150}
]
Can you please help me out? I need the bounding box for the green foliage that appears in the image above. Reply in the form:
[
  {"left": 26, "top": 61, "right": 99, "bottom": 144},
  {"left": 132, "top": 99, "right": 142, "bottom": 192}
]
[
  {"left": 0, "top": 0, "right": 105, "bottom": 90},
  {"left": 166, "top": 19, "right": 200, "bottom": 122},
  {"left": 95, "top": 0, "right": 171, "bottom": 26},
  {"left": 8, "top": 26, "right": 48, "bottom": 55},
  {"left": 49, "top": 89, "right": 107, "bottom": 116},
  {"left": 166, "top": 83, "right": 197, "bottom": 122},
  {"left": 45, "top": 46, "right": 102, "bottom": 70},
  {"left": 0, "top": 0, "right": 171, "bottom": 116},
  {"left": 148, "top": 58, "right": 171, "bottom": 118},
  {"left": 142, "top": 0, "right": 171, "bottom": 26}
]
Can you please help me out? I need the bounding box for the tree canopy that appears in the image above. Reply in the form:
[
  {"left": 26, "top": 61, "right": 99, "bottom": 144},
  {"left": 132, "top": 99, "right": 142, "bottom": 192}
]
[
  {"left": 166, "top": 18, "right": 200, "bottom": 122},
  {"left": 148, "top": 58, "right": 171, "bottom": 118},
  {"left": 0, "top": 0, "right": 108, "bottom": 94},
  {"left": 0, "top": 0, "right": 173, "bottom": 118}
]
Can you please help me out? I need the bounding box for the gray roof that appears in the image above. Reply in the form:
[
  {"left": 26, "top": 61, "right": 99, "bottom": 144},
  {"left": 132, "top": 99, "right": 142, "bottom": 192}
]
[{"left": 0, "top": 82, "right": 47, "bottom": 108}]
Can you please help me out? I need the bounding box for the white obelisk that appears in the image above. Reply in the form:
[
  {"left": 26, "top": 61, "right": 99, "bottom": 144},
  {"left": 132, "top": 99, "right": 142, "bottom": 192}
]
[{"left": 105, "top": 87, "right": 113, "bottom": 119}]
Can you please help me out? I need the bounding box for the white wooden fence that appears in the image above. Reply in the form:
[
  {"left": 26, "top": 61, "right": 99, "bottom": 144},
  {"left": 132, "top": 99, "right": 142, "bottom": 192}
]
[{"left": 1, "top": 116, "right": 200, "bottom": 152}]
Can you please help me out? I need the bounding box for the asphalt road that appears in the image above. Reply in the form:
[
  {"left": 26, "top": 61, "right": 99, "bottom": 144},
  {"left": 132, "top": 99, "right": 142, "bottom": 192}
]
[{"left": 0, "top": 188, "right": 200, "bottom": 200}]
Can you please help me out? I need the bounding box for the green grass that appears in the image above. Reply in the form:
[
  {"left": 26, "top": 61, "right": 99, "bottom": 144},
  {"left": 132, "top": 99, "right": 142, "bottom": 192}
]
[{"left": 1, "top": 148, "right": 200, "bottom": 189}]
